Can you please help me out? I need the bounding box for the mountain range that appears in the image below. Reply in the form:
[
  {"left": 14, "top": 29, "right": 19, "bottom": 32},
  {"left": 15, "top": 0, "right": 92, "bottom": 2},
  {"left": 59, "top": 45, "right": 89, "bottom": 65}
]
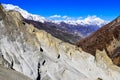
[{"left": 2, "top": 4, "right": 108, "bottom": 42}]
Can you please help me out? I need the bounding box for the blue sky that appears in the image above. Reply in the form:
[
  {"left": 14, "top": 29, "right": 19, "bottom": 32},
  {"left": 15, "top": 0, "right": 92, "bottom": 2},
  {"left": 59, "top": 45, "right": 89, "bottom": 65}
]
[{"left": 0, "top": 0, "right": 120, "bottom": 21}]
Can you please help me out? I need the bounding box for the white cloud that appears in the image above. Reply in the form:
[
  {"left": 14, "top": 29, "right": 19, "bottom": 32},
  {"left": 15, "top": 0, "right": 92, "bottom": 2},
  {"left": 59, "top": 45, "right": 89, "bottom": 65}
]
[
  {"left": 62, "top": 16, "right": 68, "bottom": 19},
  {"left": 48, "top": 15, "right": 109, "bottom": 27},
  {"left": 49, "top": 15, "right": 61, "bottom": 18},
  {"left": 48, "top": 15, "right": 74, "bottom": 20},
  {"left": 62, "top": 16, "right": 73, "bottom": 20}
]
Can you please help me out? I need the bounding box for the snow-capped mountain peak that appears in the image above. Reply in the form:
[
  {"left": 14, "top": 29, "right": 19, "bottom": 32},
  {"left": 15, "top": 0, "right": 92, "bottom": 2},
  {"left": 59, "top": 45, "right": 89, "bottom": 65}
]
[
  {"left": 2, "top": 4, "right": 108, "bottom": 27},
  {"left": 50, "top": 15, "right": 108, "bottom": 27},
  {"left": 2, "top": 4, "right": 46, "bottom": 23}
]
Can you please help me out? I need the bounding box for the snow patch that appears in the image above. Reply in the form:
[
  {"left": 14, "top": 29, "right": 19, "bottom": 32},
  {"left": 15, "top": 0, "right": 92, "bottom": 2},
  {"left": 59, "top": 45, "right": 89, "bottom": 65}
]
[{"left": 2, "top": 4, "right": 46, "bottom": 23}]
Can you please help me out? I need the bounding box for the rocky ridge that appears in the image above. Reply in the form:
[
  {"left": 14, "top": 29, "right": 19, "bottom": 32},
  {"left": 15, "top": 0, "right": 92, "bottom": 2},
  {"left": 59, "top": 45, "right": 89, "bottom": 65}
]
[{"left": 77, "top": 16, "right": 120, "bottom": 66}]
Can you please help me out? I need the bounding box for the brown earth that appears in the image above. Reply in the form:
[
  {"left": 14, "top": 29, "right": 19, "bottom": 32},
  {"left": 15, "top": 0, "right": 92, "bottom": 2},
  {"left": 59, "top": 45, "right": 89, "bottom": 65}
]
[{"left": 77, "top": 16, "right": 120, "bottom": 66}]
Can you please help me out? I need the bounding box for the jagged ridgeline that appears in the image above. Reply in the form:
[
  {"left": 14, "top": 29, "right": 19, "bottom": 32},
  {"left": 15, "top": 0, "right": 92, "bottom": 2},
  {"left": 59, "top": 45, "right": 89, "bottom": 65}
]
[
  {"left": 0, "top": 3, "right": 120, "bottom": 80},
  {"left": 0, "top": 4, "right": 6, "bottom": 19},
  {"left": 77, "top": 16, "right": 120, "bottom": 66}
]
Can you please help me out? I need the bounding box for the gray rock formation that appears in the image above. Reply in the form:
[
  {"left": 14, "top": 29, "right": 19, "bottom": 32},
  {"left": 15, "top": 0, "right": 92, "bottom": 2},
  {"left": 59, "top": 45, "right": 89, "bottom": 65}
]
[{"left": 0, "top": 65, "right": 32, "bottom": 80}]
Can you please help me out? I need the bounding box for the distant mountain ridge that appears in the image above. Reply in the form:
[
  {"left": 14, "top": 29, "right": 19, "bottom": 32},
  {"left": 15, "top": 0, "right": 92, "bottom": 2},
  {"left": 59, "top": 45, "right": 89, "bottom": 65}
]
[
  {"left": 77, "top": 16, "right": 120, "bottom": 66},
  {"left": 2, "top": 4, "right": 108, "bottom": 26}
]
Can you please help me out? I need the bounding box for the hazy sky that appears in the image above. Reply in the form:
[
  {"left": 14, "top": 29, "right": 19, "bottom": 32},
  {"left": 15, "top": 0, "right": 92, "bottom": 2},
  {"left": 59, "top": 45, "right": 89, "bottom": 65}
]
[{"left": 1, "top": 0, "right": 120, "bottom": 21}]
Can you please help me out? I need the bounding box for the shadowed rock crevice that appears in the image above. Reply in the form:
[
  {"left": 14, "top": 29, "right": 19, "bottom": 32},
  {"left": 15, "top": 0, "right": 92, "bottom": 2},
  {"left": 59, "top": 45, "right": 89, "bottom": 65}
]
[
  {"left": 57, "top": 54, "right": 60, "bottom": 59},
  {"left": 10, "top": 60, "right": 14, "bottom": 70},
  {"left": 36, "top": 62, "right": 41, "bottom": 80},
  {"left": 111, "top": 46, "right": 120, "bottom": 65},
  {"left": 40, "top": 47, "right": 43, "bottom": 52},
  {"left": 42, "top": 60, "right": 46, "bottom": 66},
  {"left": 97, "top": 77, "right": 103, "bottom": 80}
]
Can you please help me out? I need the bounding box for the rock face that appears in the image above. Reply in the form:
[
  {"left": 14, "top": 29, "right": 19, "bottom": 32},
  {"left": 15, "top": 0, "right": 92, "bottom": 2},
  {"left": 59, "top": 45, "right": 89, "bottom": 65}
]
[
  {"left": 23, "top": 19, "right": 82, "bottom": 44},
  {"left": 77, "top": 16, "right": 120, "bottom": 66},
  {"left": 0, "top": 66, "right": 32, "bottom": 80},
  {"left": 0, "top": 4, "right": 120, "bottom": 80}
]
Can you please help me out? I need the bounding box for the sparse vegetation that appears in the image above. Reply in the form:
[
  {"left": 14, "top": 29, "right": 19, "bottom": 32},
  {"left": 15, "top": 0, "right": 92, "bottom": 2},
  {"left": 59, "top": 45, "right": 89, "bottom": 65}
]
[{"left": 77, "top": 16, "right": 120, "bottom": 66}]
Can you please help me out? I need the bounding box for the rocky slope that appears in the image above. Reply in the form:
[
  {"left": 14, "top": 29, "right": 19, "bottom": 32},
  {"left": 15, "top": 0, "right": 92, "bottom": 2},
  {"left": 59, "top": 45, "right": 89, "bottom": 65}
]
[
  {"left": 0, "top": 4, "right": 120, "bottom": 80},
  {"left": 77, "top": 16, "right": 120, "bottom": 66},
  {"left": 23, "top": 19, "right": 82, "bottom": 44},
  {"left": 0, "top": 65, "right": 31, "bottom": 80}
]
